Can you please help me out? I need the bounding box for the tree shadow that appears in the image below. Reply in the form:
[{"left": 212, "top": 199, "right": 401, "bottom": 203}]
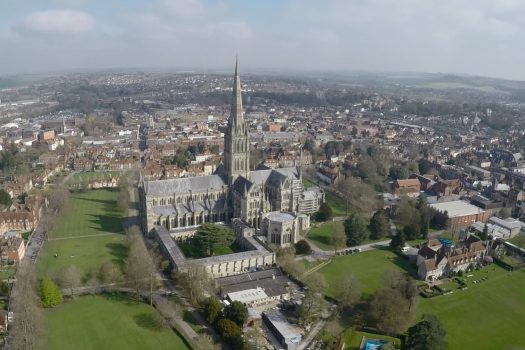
[
  {"left": 376, "top": 247, "right": 418, "bottom": 278},
  {"left": 74, "top": 193, "right": 120, "bottom": 214},
  {"left": 105, "top": 242, "right": 128, "bottom": 269},
  {"left": 89, "top": 214, "right": 124, "bottom": 234},
  {"left": 133, "top": 313, "right": 164, "bottom": 331}
]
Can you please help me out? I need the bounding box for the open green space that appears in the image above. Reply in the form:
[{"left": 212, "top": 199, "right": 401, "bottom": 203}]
[
  {"left": 317, "top": 249, "right": 416, "bottom": 297},
  {"left": 344, "top": 330, "right": 401, "bottom": 350},
  {"left": 46, "top": 294, "right": 190, "bottom": 350},
  {"left": 302, "top": 178, "right": 317, "bottom": 189},
  {"left": 325, "top": 191, "right": 348, "bottom": 217},
  {"left": 38, "top": 189, "right": 126, "bottom": 278},
  {"left": 307, "top": 221, "right": 344, "bottom": 251},
  {"left": 418, "top": 267, "right": 525, "bottom": 350},
  {"left": 48, "top": 189, "right": 123, "bottom": 239}
]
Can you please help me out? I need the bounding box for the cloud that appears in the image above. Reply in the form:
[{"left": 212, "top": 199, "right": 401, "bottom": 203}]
[
  {"left": 16, "top": 10, "right": 95, "bottom": 35},
  {"left": 203, "top": 21, "right": 252, "bottom": 40},
  {"left": 310, "top": 29, "right": 339, "bottom": 45},
  {"left": 164, "top": 0, "right": 204, "bottom": 18}
]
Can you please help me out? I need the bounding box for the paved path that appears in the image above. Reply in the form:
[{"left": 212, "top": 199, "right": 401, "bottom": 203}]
[
  {"left": 297, "top": 319, "right": 326, "bottom": 350},
  {"left": 306, "top": 237, "right": 392, "bottom": 259}
]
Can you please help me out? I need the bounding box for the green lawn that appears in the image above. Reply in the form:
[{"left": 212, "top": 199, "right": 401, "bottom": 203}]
[
  {"left": 47, "top": 295, "right": 190, "bottom": 350},
  {"left": 39, "top": 189, "right": 127, "bottom": 279},
  {"left": 307, "top": 221, "right": 345, "bottom": 251},
  {"left": 48, "top": 189, "right": 123, "bottom": 239},
  {"left": 344, "top": 330, "right": 401, "bottom": 350},
  {"left": 178, "top": 240, "right": 242, "bottom": 259},
  {"left": 418, "top": 267, "right": 525, "bottom": 350},
  {"left": 325, "top": 191, "right": 348, "bottom": 217},
  {"left": 178, "top": 240, "right": 245, "bottom": 259},
  {"left": 318, "top": 249, "right": 416, "bottom": 297},
  {"left": 303, "top": 178, "right": 317, "bottom": 189}
]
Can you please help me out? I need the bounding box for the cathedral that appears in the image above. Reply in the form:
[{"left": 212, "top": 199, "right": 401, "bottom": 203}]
[{"left": 140, "top": 60, "right": 324, "bottom": 241}]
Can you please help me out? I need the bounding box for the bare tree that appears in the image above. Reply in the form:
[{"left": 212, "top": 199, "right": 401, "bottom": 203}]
[
  {"left": 179, "top": 264, "right": 216, "bottom": 305},
  {"left": 125, "top": 226, "right": 157, "bottom": 301},
  {"left": 98, "top": 261, "right": 124, "bottom": 285},
  {"left": 117, "top": 174, "right": 130, "bottom": 215},
  {"left": 329, "top": 225, "right": 347, "bottom": 254},
  {"left": 277, "top": 252, "right": 306, "bottom": 279},
  {"left": 47, "top": 183, "right": 70, "bottom": 214},
  {"left": 194, "top": 334, "right": 221, "bottom": 350},
  {"left": 59, "top": 265, "right": 82, "bottom": 297},
  {"left": 8, "top": 263, "right": 46, "bottom": 350},
  {"left": 336, "top": 274, "right": 361, "bottom": 307},
  {"left": 305, "top": 272, "right": 327, "bottom": 293}
]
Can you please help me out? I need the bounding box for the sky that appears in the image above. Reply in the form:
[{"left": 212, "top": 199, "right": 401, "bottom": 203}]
[{"left": 1, "top": 0, "right": 525, "bottom": 80}]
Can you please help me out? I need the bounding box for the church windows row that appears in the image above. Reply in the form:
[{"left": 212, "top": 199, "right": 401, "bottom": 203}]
[
  {"left": 157, "top": 212, "right": 227, "bottom": 229},
  {"left": 151, "top": 192, "right": 223, "bottom": 207}
]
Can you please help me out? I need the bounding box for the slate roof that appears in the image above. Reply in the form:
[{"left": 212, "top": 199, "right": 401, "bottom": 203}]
[
  {"left": 152, "top": 198, "right": 226, "bottom": 216},
  {"left": 146, "top": 174, "right": 227, "bottom": 195},
  {"left": 233, "top": 167, "right": 301, "bottom": 196}
]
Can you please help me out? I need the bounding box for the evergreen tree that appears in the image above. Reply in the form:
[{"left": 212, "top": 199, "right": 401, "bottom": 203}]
[
  {"left": 369, "top": 210, "right": 389, "bottom": 239},
  {"left": 316, "top": 202, "right": 333, "bottom": 221},
  {"left": 223, "top": 300, "right": 248, "bottom": 327},
  {"left": 203, "top": 297, "right": 222, "bottom": 324},
  {"left": 390, "top": 231, "right": 406, "bottom": 250},
  {"left": 406, "top": 314, "right": 447, "bottom": 350},
  {"left": 480, "top": 223, "right": 489, "bottom": 241},
  {"left": 295, "top": 240, "right": 312, "bottom": 255},
  {"left": 344, "top": 214, "right": 369, "bottom": 246},
  {"left": 0, "top": 189, "right": 12, "bottom": 206},
  {"left": 193, "top": 224, "right": 235, "bottom": 257}
]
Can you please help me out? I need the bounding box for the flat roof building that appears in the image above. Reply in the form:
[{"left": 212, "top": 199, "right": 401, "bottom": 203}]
[
  {"left": 429, "top": 200, "right": 488, "bottom": 231},
  {"left": 262, "top": 311, "right": 302, "bottom": 350}
]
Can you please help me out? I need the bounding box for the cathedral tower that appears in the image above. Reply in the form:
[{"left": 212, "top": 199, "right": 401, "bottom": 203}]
[{"left": 224, "top": 58, "right": 250, "bottom": 185}]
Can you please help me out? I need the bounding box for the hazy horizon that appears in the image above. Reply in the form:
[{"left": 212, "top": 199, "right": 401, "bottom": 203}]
[{"left": 2, "top": 0, "right": 525, "bottom": 81}]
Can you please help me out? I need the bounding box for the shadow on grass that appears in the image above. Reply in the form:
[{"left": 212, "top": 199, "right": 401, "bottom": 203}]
[
  {"left": 183, "top": 310, "right": 204, "bottom": 333},
  {"left": 133, "top": 313, "right": 165, "bottom": 331},
  {"left": 373, "top": 246, "right": 418, "bottom": 278},
  {"left": 308, "top": 231, "right": 331, "bottom": 246},
  {"left": 106, "top": 242, "right": 128, "bottom": 268},
  {"left": 89, "top": 214, "right": 124, "bottom": 234}
]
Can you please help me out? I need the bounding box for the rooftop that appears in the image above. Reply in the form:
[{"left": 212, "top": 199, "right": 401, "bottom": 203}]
[
  {"left": 429, "top": 200, "right": 484, "bottom": 218},
  {"left": 227, "top": 287, "right": 269, "bottom": 304},
  {"left": 266, "top": 212, "right": 295, "bottom": 223}
]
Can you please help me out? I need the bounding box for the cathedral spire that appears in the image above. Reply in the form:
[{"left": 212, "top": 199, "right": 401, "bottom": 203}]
[
  {"left": 231, "top": 56, "right": 243, "bottom": 127},
  {"left": 224, "top": 57, "right": 250, "bottom": 185}
]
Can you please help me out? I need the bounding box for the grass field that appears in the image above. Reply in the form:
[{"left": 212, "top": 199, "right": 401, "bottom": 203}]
[
  {"left": 38, "top": 189, "right": 127, "bottom": 279},
  {"left": 178, "top": 241, "right": 242, "bottom": 259},
  {"left": 418, "top": 267, "right": 525, "bottom": 350},
  {"left": 317, "top": 249, "right": 416, "bottom": 297},
  {"left": 47, "top": 295, "right": 190, "bottom": 350},
  {"left": 325, "top": 191, "right": 348, "bottom": 217},
  {"left": 307, "top": 221, "right": 345, "bottom": 251},
  {"left": 344, "top": 330, "right": 401, "bottom": 350}
]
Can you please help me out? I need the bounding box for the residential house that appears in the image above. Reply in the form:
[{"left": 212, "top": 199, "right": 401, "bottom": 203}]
[
  {"left": 417, "top": 235, "right": 486, "bottom": 281},
  {"left": 392, "top": 178, "right": 421, "bottom": 198}
]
